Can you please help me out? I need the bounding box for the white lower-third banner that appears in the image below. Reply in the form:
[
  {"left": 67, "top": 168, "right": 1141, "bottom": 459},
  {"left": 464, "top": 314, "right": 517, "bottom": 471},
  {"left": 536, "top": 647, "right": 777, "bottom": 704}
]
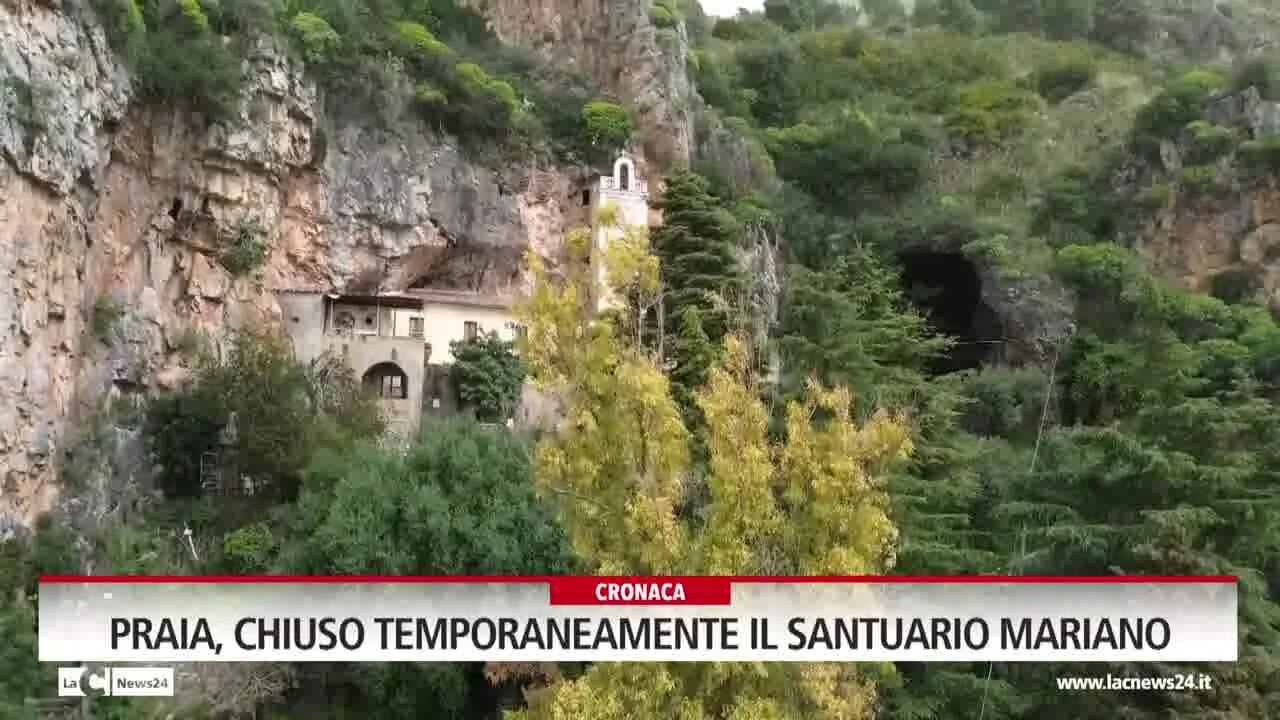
[{"left": 38, "top": 575, "right": 1238, "bottom": 663}]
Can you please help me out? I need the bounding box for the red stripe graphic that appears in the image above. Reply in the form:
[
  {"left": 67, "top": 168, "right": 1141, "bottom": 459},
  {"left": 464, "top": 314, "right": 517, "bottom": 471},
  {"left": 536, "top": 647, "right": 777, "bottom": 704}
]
[{"left": 39, "top": 574, "right": 1238, "bottom": 584}]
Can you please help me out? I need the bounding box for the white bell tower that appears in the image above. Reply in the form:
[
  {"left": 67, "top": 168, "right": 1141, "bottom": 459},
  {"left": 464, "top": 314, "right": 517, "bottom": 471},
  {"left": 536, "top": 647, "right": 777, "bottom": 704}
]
[{"left": 587, "top": 154, "right": 650, "bottom": 313}]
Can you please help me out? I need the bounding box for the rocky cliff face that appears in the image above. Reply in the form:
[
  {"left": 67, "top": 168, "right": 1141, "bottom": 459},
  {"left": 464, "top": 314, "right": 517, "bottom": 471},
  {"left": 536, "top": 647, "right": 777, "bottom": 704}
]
[
  {"left": 472, "top": 0, "right": 693, "bottom": 173},
  {"left": 1134, "top": 88, "right": 1280, "bottom": 309},
  {"left": 0, "top": 0, "right": 578, "bottom": 529}
]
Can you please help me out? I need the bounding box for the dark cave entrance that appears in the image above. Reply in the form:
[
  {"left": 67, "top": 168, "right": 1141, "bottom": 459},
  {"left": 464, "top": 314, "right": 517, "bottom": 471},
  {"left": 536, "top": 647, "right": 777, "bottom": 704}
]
[{"left": 897, "top": 250, "right": 1003, "bottom": 375}]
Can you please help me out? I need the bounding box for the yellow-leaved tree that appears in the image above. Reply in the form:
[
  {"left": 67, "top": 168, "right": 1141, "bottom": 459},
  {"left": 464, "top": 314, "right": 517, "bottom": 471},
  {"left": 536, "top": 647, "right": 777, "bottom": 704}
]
[{"left": 510, "top": 207, "right": 913, "bottom": 719}]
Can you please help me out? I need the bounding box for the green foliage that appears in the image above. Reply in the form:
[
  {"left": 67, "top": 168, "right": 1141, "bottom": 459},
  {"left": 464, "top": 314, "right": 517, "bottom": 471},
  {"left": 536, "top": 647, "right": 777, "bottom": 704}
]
[
  {"left": 449, "top": 332, "right": 526, "bottom": 423},
  {"left": 144, "top": 328, "right": 382, "bottom": 500},
  {"left": 1238, "top": 135, "right": 1280, "bottom": 172},
  {"left": 1088, "top": 0, "right": 1152, "bottom": 55},
  {"left": 861, "top": 0, "right": 908, "bottom": 27},
  {"left": 580, "top": 99, "right": 633, "bottom": 151},
  {"left": 1032, "top": 47, "right": 1097, "bottom": 103},
  {"left": 1034, "top": 164, "right": 1119, "bottom": 243},
  {"left": 915, "top": 0, "right": 982, "bottom": 34},
  {"left": 289, "top": 12, "right": 342, "bottom": 65},
  {"left": 87, "top": 0, "right": 612, "bottom": 157},
  {"left": 764, "top": 0, "right": 851, "bottom": 32},
  {"left": 92, "top": 296, "right": 125, "bottom": 344},
  {"left": 766, "top": 115, "right": 928, "bottom": 210},
  {"left": 735, "top": 41, "right": 805, "bottom": 127},
  {"left": 221, "top": 521, "right": 277, "bottom": 572},
  {"left": 286, "top": 418, "right": 575, "bottom": 575},
  {"left": 280, "top": 418, "right": 575, "bottom": 718},
  {"left": 1231, "top": 54, "right": 1280, "bottom": 101},
  {"left": 651, "top": 169, "right": 745, "bottom": 423},
  {"left": 943, "top": 79, "right": 1041, "bottom": 147},
  {"left": 218, "top": 224, "right": 267, "bottom": 275},
  {"left": 650, "top": 1, "right": 680, "bottom": 29},
  {"left": 1042, "top": 0, "right": 1095, "bottom": 41},
  {"left": 958, "top": 365, "right": 1051, "bottom": 442},
  {"left": 91, "top": 0, "right": 253, "bottom": 119},
  {"left": 1178, "top": 164, "right": 1219, "bottom": 195},
  {"left": 1185, "top": 120, "right": 1236, "bottom": 163},
  {"left": 1136, "top": 181, "right": 1174, "bottom": 209},
  {"left": 0, "top": 515, "right": 78, "bottom": 716},
  {"left": 1131, "top": 68, "right": 1226, "bottom": 148}
]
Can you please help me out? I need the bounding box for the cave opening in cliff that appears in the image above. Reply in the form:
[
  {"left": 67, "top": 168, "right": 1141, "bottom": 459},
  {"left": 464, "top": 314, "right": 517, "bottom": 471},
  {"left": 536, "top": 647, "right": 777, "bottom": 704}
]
[{"left": 897, "top": 249, "right": 1003, "bottom": 375}]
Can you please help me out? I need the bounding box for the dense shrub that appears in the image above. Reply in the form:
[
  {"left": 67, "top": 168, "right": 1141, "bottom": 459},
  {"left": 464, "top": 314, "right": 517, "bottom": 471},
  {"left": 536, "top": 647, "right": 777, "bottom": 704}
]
[
  {"left": 1238, "top": 136, "right": 1280, "bottom": 172},
  {"left": 288, "top": 12, "right": 342, "bottom": 65},
  {"left": 580, "top": 99, "right": 634, "bottom": 152},
  {"left": 219, "top": 224, "right": 268, "bottom": 275},
  {"left": 650, "top": 1, "right": 679, "bottom": 29},
  {"left": 92, "top": 0, "right": 260, "bottom": 119},
  {"left": 144, "top": 329, "right": 382, "bottom": 500},
  {"left": 735, "top": 42, "right": 804, "bottom": 127},
  {"left": 1131, "top": 68, "right": 1225, "bottom": 148},
  {"left": 766, "top": 116, "right": 929, "bottom": 209},
  {"left": 1033, "top": 48, "right": 1097, "bottom": 103},
  {"left": 1185, "top": 120, "right": 1236, "bottom": 164},
  {"left": 942, "top": 79, "right": 1041, "bottom": 146},
  {"left": 1232, "top": 55, "right": 1280, "bottom": 101},
  {"left": 449, "top": 332, "right": 526, "bottom": 423},
  {"left": 1089, "top": 0, "right": 1153, "bottom": 55}
]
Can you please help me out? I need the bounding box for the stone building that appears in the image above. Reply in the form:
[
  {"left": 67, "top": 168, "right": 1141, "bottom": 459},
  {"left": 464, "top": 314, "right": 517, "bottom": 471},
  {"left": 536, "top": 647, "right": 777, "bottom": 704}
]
[
  {"left": 278, "top": 155, "right": 652, "bottom": 440},
  {"left": 277, "top": 291, "right": 431, "bottom": 439}
]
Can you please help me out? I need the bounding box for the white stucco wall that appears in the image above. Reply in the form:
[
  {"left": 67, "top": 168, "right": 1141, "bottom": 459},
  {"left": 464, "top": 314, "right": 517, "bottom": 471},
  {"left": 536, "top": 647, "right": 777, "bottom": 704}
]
[
  {"left": 589, "top": 165, "right": 650, "bottom": 313},
  {"left": 409, "top": 304, "right": 520, "bottom": 364}
]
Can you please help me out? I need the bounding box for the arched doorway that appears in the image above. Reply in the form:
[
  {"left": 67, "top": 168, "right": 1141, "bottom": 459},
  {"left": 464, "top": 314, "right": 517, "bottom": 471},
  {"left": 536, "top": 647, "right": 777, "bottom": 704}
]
[{"left": 363, "top": 361, "right": 408, "bottom": 399}]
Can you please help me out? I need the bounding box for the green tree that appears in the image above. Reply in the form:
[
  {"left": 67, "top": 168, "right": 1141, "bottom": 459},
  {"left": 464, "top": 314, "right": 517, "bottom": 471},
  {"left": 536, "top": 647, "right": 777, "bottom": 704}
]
[
  {"left": 916, "top": 0, "right": 981, "bottom": 34},
  {"left": 861, "top": 0, "right": 908, "bottom": 27},
  {"left": 991, "top": 0, "right": 1044, "bottom": 33},
  {"left": 1043, "top": 0, "right": 1094, "bottom": 41},
  {"left": 510, "top": 222, "right": 912, "bottom": 718},
  {"left": 0, "top": 514, "right": 81, "bottom": 716},
  {"left": 450, "top": 332, "right": 527, "bottom": 422},
  {"left": 735, "top": 42, "right": 804, "bottom": 127},
  {"left": 144, "top": 329, "right": 382, "bottom": 500},
  {"left": 282, "top": 419, "right": 577, "bottom": 718},
  {"left": 1089, "top": 0, "right": 1153, "bottom": 55},
  {"left": 651, "top": 169, "right": 745, "bottom": 421},
  {"left": 581, "top": 99, "right": 634, "bottom": 151}
]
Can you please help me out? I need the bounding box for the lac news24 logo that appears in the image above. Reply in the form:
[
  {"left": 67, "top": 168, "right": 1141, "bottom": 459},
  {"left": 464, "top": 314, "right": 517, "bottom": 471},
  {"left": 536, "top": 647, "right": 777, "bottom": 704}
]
[
  {"left": 58, "top": 667, "right": 110, "bottom": 697},
  {"left": 58, "top": 666, "right": 174, "bottom": 697}
]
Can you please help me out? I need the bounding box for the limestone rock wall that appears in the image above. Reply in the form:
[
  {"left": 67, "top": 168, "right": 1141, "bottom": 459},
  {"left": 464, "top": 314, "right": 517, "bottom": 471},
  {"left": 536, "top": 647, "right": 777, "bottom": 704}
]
[
  {"left": 0, "top": 0, "right": 574, "bottom": 529},
  {"left": 1134, "top": 88, "right": 1280, "bottom": 310},
  {"left": 471, "top": 0, "right": 693, "bottom": 173}
]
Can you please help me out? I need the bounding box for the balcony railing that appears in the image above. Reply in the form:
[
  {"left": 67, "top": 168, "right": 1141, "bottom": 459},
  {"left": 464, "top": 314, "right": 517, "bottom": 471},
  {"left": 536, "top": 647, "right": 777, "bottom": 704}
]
[{"left": 599, "top": 176, "right": 649, "bottom": 195}]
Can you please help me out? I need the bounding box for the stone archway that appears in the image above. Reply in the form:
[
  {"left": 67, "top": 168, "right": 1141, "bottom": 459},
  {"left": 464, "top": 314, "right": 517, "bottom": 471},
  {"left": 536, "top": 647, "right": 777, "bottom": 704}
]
[{"left": 363, "top": 361, "right": 408, "bottom": 399}]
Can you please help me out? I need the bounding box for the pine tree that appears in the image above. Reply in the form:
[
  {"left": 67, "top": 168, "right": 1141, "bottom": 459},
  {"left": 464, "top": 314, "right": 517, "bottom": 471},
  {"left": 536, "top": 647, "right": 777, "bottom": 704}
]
[{"left": 651, "top": 169, "right": 745, "bottom": 422}]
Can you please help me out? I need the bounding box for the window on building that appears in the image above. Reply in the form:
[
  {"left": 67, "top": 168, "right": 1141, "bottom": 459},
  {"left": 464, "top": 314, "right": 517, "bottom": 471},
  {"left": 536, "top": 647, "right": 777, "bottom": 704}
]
[
  {"left": 464, "top": 321, "right": 479, "bottom": 340},
  {"left": 363, "top": 362, "right": 408, "bottom": 400},
  {"left": 409, "top": 317, "right": 425, "bottom": 338},
  {"left": 381, "top": 374, "right": 404, "bottom": 398},
  {"left": 581, "top": 189, "right": 590, "bottom": 206},
  {"left": 619, "top": 162, "right": 631, "bottom": 191}
]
